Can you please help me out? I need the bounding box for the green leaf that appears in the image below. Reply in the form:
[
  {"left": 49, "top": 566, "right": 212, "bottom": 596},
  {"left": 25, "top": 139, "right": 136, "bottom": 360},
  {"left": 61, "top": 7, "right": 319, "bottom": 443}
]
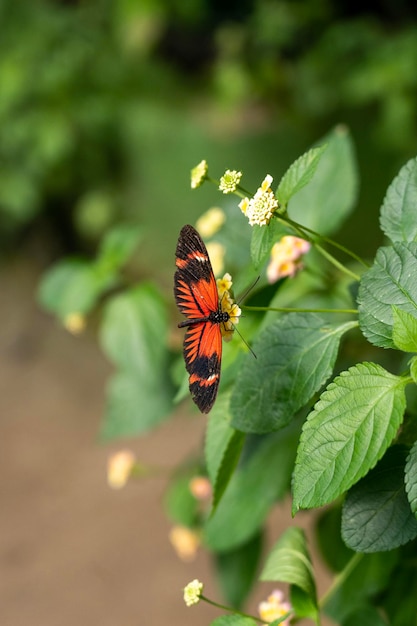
[
  {"left": 215, "top": 531, "right": 263, "bottom": 610},
  {"left": 380, "top": 157, "right": 417, "bottom": 243},
  {"left": 315, "top": 505, "right": 354, "bottom": 573},
  {"left": 341, "top": 446, "right": 417, "bottom": 552},
  {"left": 358, "top": 242, "right": 417, "bottom": 349},
  {"left": 205, "top": 394, "right": 246, "bottom": 513},
  {"left": 392, "top": 306, "right": 417, "bottom": 352},
  {"left": 293, "top": 362, "right": 407, "bottom": 512},
  {"left": 260, "top": 527, "right": 318, "bottom": 622},
  {"left": 164, "top": 466, "right": 201, "bottom": 526},
  {"left": 210, "top": 616, "right": 257, "bottom": 626},
  {"left": 96, "top": 224, "right": 142, "bottom": 272},
  {"left": 38, "top": 258, "right": 103, "bottom": 319},
  {"left": 277, "top": 144, "right": 327, "bottom": 207},
  {"left": 287, "top": 126, "right": 358, "bottom": 235},
  {"left": 99, "top": 283, "right": 173, "bottom": 438},
  {"left": 342, "top": 604, "right": 389, "bottom": 626},
  {"left": 250, "top": 220, "right": 291, "bottom": 269},
  {"left": 324, "top": 551, "right": 398, "bottom": 624},
  {"left": 231, "top": 314, "right": 357, "bottom": 434},
  {"left": 204, "top": 423, "right": 299, "bottom": 551},
  {"left": 410, "top": 356, "right": 417, "bottom": 383},
  {"left": 405, "top": 440, "right": 417, "bottom": 517}
]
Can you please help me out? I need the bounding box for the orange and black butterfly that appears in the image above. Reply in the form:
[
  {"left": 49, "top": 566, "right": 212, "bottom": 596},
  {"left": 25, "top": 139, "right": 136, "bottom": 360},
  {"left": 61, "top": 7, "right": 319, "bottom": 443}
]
[{"left": 174, "top": 224, "right": 231, "bottom": 413}]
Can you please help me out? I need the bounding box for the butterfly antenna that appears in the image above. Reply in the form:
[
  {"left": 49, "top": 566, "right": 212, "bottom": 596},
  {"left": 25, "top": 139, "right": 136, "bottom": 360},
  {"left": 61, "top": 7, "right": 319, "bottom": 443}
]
[
  {"left": 237, "top": 275, "right": 261, "bottom": 305},
  {"left": 232, "top": 322, "right": 257, "bottom": 359}
]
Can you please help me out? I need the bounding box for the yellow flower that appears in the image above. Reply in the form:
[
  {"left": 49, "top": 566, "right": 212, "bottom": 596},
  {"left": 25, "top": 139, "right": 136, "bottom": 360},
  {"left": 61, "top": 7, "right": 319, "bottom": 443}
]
[
  {"left": 258, "top": 589, "right": 292, "bottom": 624},
  {"left": 169, "top": 526, "right": 200, "bottom": 562},
  {"left": 191, "top": 159, "right": 208, "bottom": 189},
  {"left": 196, "top": 207, "right": 226, "bottom": 238},
  {"left": 240, "top": 175, "right": 278, "bottom": 227},
  {"left": 107, "top": 450, "right": 136, "bottom": 489},
  {"left": 63, "top": 312, "right": 86, "bottom": 335},
  {"left": 219, "top": 169, "right": 242, "bottom": 194},
  {"left": 206, "top": 242, "right": 225, "bottom": 277},
  {"left": 189, "top": 476, "right": 212, "bottom": 501},
  {"left": 216, "top": 272, "right": 233, "bottom": 296},
  {"left": 183, "top": 579, "right": 204, "bottom": 607},
  {"left": 267, "top": 235, "right": 311, "bottom": 283}
]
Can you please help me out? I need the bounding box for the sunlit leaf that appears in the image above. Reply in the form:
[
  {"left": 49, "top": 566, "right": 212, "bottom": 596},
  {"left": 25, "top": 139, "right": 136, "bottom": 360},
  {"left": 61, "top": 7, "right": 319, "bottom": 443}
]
[{"left": 380, "top": 157, "right": 417, "bottom": 243}]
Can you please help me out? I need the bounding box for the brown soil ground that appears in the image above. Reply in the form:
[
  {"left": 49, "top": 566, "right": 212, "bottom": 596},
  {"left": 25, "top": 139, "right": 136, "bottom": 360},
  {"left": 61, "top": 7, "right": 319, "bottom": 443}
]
[{"left": 1, "top": 261, "right": 332, "bottom": 626}]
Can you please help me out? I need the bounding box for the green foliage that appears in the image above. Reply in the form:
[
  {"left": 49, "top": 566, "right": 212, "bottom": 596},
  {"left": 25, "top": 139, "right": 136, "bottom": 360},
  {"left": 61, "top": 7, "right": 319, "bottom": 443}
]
[{"left": 38, "top": 126, "right": 417, "bottom": 623}]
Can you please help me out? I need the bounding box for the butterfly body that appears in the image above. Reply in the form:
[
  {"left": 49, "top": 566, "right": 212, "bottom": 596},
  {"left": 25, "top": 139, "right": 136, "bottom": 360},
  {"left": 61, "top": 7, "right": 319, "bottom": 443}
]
[{"left": 174, "top": 224, "right": 227, "bottom": 413}]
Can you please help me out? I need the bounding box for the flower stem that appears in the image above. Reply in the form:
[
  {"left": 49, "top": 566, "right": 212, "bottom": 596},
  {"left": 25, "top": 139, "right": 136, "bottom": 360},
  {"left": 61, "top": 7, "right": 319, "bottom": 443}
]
[
  {"left": 319, "top": 553, "right": 364, "bottom": 610},
  {"left": 200, "top": 595, "right": 270, "bottom": 624},
  {"left": 314, "top": 243, "right": 361, "bottom": 281},
  {"left": 242, "top": 306, "right": 359, "bottom": 315}
]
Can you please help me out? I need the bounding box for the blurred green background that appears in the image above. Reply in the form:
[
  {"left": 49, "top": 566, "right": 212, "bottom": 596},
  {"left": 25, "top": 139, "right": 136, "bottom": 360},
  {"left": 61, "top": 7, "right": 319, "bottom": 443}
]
[
  {"left": 2, "top": 0, "right": 417, "bottom": 278},
  {"left": 2, "top": 1, "right": 417, "bottom": 624}
]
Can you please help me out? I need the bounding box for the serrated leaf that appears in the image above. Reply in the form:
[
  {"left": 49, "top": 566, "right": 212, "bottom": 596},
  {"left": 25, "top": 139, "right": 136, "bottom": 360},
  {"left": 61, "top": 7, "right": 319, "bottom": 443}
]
[
  {"left": 292, "top": 363, "right": 407, "bottom": 512},
  {"left": 205, "top": 393, "right": 246, "bottom": 513},
  {"left": 210, "top": 616, "right": 256, "bottom": 626},
  {"left": 358, "top": 242, "right": 417, "bottom": 349},
  {"left": 260, "top": 527, "right": 318, "bottom": 622},
  {"left": 342, "top": 446, "right": 417, "bottom": 552},
  {"left": 392, "top": 306, "right": 417, "bottom": 352},
  {"left": 215, "top": 531, "right": 263, "bottom": 610},
  {"left": 38, "top": 258, "right": 103, "bottom": 319},
  {"left": 204, "top": 423, "right": 299, "bottom": 551},
  {"left": 287, "top": 126, "right": 358, "bottom": 235},
  {"left": 250, "top": 220, "right": 291, "bottom": 269},
  {"left": 380, "top": 157, "right": 417, "bottom": 243},
  {"left": 405, "top": 440, "right": 417, "bottom": 516},
  {"left": 277, "top": 144, "right": 327, "bottom": 207},
  {"left": 231, "top": 314, "right": 357, "bottom": 434}
]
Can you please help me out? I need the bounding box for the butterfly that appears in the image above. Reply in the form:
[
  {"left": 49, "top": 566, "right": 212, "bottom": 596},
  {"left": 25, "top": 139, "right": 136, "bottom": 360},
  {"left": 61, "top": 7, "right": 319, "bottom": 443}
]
[{"left": 174, "top": 224, "right": 232, "bottom": 413}]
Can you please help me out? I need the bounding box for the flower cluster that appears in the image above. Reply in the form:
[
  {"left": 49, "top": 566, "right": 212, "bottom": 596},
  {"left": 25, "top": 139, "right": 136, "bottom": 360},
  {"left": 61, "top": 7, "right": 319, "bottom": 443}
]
[
  {"left": 191, "top": 159, "right": 208, "bottom": 189},
  {"left": 258, "top": 589, "right": 292, "bottom": 624},
  {"left": 267, "top": 235, "right": 311, "bottom": 283},
  {"left": 219, "top": 169, "right": 242, "bottom": 194},
  {"left": 196, "top": 207, "right": 226, "bottom": 238},
  {"left": 107, "top": 450, "right": 136, "bottom": 489},
  {"left": 217, "top": 273, "right": 241, "bottom": 341},
  {"left": 183, "top": 579, "right": 204, "bottom": 606},
  {"left": 169, "top": 526, "right": 200, "bottom": 562},
  {"left": 239, "top": 174, "right": 279, "bottom": 226}
]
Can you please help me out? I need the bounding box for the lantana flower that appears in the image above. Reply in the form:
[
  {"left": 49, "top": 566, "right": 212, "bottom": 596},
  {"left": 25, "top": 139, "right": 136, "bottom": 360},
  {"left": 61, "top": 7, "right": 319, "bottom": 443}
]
[
  {"left": 107, "top": 450, "right": 136, "bottom": 489},
  {"left": 63, "top": 312, "right": 86, "bottom": 335},
  {"left": 239, "top": 174, "right": 278, "bottom": 226},
  {"left": 219, "top": 169, "right": 242, "bottom": 194},
  {"left": 189, "top": 476, "right": 212, "bottom": 501},
  {"left": 217, "top": 273, "right": 241, "bottom": 341},
  {"left": 206, "top": 241, "right": 225, "bottom": 277},
  {"left": 169, "top": 525, "right": 200, "bottom": 562},
  {"left": 191, "top": 159, "right": 208, "bottom": 189},
  {"left": 267, "top": 235, "right": 311, "bottom": 283},
  {"left": 196, "top": 207, "right": 226, "bottom": 238},
  {"left": 183, "top": 579, "right": 204, "bottom": 607},
  {"left": 258, "top": 589, "right": 292, "bottom": 624}
]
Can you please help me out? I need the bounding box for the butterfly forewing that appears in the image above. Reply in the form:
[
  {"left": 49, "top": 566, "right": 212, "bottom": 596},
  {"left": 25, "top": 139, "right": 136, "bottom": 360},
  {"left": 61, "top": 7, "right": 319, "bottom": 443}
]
[{"left": 174, "top": 224, "right": 223, "bottom": 413}]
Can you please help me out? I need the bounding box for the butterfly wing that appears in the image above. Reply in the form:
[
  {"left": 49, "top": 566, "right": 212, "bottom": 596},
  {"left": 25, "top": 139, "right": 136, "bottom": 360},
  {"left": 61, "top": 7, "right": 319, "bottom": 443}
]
[{"left": 174, "top": 224, "right": 222, "bottom": 413}]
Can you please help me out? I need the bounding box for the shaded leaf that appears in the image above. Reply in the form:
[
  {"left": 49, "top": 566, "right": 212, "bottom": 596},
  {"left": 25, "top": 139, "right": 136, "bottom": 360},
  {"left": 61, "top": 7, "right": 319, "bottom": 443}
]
[
  {"left": 405, "top": 440, "right": 417, "bottom": 517},
  {"left": 358, "top": 242, "right": 417, "bottom": 349},
  {"left": 277, "top": 144, "right": 327, "bottom": 207},
  {"left": 380, "top": 157, "right": 417, "bottom": 243},
  {"left": 287, "top": 126, "right": 358, "bottom": 235},
  {"left": 293, "top": 363, "right": 407, "bottom": 512},
  {"left": 342, "top": 446, "right": 417, "bottom": 552},
  {"left": 96, "top": 224, "right": 142, "bottom": 272},
  {"left": 231, "top": 314, "right": 356, "bottom": 433}
]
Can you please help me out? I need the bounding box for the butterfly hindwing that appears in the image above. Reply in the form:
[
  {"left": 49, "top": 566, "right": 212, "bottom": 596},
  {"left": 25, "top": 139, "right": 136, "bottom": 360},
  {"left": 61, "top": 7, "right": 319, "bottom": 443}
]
[{"left": 174, "top": 224, "right": 223, "bottom": 414}]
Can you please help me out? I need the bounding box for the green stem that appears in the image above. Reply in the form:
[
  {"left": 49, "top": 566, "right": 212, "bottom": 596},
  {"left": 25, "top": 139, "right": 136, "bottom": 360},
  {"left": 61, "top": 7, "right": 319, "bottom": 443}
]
[
  {"left": 200, "top": 595, "right": 271, "bottom": 624},
  {"left": 243, "top": 306, "right": 359, "bottom": 315},
  {"left": 314, "top": 243, "right": 361, "bottom": 281},
  {"left": 284, "top": 217, "right": 370, "bottom": 269},
  {"left": 319, "top": 553, "right": 364, "bottom": 610}
]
